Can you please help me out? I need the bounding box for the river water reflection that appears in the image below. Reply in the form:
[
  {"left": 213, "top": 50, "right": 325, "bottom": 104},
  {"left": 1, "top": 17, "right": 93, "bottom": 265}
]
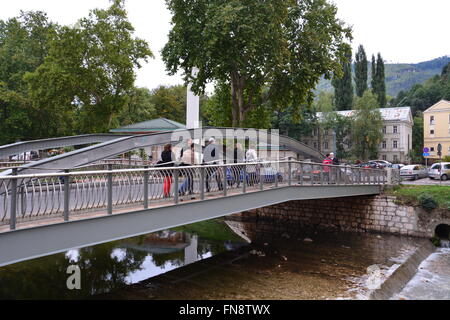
[
  {"left": 0, "top": 220, "right": 247, "bottom": 299},
  {"left": 0, "top": 217, "right": 429, "bottom": 300}
]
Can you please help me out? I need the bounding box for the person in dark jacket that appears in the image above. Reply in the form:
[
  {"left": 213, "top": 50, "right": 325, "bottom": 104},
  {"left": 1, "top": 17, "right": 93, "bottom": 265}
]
[
  {"left": 329, "top": 152, "right": 340, "bottom": 183},
  {"left": 160, "top": 144, "right": 175, "bottom": 198},
  {"left": 330, "top": 152, "right": 340, "bottom": 165},
  {"left": 233, "top": 143, "right": 244, "bottom": 187}
]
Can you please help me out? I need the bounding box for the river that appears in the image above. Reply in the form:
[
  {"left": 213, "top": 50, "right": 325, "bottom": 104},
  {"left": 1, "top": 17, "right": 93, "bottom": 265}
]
[{"left": 0, "top": 217, "right": 431, "bottom": 300}]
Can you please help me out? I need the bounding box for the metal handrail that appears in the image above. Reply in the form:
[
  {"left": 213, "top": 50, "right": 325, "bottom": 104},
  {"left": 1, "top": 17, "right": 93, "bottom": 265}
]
[
  {"left": 0, "top": 159, "right": 387, "bottom": 231},
  {"left": 0, "top": 160, "right": 385, "bottom": 180}
]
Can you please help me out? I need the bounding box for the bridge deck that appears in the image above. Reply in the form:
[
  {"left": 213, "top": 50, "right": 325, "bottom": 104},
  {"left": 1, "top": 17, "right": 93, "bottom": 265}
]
[{"left": 0, "top": 160, "right": 386, "bottom": 267}]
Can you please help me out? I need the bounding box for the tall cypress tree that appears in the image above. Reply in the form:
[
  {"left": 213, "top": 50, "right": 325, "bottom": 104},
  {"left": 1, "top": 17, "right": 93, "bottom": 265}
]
[
  {"left": 376, "top": 53, "right": 387, "bottom": 108},
  {"left": 332, "top": 48, "right": 353, "bottom": 110},
  {"left": 371, "top": 54, "right": 377, "bottom": 92},
  {"left": 354, "top": 45, "right": 368, "bottom": 97}
]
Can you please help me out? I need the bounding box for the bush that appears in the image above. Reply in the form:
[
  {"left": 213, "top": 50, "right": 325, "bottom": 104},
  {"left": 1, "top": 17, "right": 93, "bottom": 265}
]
[
  {"left": 430, "top": 236, "right": 441, "bottom": 247},
  {"left": 418, "top": 193, "right": 438, "bottom": 212}
]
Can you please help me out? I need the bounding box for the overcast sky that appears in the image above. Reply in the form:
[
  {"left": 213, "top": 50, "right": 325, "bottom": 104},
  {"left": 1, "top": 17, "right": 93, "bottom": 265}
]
[{"left": 1, "top": 0, "right": 449, "bottom": 90}]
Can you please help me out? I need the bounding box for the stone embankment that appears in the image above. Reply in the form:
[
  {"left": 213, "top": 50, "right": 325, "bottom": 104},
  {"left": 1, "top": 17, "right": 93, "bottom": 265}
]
[{"left": 229, "top": 195, "right": 449, "bottom": 239}]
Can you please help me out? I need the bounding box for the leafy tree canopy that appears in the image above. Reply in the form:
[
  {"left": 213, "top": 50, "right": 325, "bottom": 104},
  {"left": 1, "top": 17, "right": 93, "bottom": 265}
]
[
  {"left": 162, "top": 0, "right": 352, "bottom": 126},
  {"left": 25, "top": 0, "right": 153, "bottom": 135},
  {"left": 351, "top": 90, "right": 383, "bottom": 161}
]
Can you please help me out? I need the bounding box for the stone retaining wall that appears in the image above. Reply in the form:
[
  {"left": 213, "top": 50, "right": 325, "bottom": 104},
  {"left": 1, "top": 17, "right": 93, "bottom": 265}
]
[{"left": 229, "top": 195, "right": 450, "bottom": 238}]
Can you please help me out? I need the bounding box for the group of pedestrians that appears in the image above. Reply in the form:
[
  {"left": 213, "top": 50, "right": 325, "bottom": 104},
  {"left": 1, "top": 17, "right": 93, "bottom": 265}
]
[
  {"left": 322, "top": 152, "right": 340, "bottom": 183},
  {"left": 157, "top": 139, "right": 258, "bottom": 199}
]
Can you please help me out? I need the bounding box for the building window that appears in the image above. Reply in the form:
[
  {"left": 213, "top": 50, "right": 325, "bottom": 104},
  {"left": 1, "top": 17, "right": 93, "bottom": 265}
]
[
  {"left": 431, "top": 147, "right": 435, "bottom": 152},
  {"left": 313, "top": 142, "right": 317, "bottom": 149},
  {"left": 393, "top": 141, "right": 398, "bottom": 149},
  {"left": 430, "top": 116, "right": 435, "bottom": 125},
  {"left": 382, "top": 141, "right": 387, "bottom": 149},
  {"left": 430, "top": 130, "right": 435, "bottom": 135},
  {"left": 382, "top": 155, "right": 387, "bottom": 161},
  {"left": 324, "top": 141, "right": 329, "bottom": 149},
  {"left": 393, "top": 155, "right": 398, "bottom": 162},
  {"left": 382, "top": 126, "right": 387, "bottom": 134},
  {"left": 393, "top": 126, "right": 398, "bottom": 134}
]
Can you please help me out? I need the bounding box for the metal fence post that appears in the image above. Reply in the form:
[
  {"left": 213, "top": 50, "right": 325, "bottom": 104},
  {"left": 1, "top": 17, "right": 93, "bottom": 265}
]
[
  {"left": 275, "top": 165, "right": 279, "bottom": 188},
  {"left": 223, "top": 165, "right": 228, "bottom": 197},
  {"left": 259, "top": 164, "right": 264, "bottom": 191},
  {"left": 243, "top": 164, "right": 247, "bottom": 194},
  {"left": 64, "top": 169, "right": 70, "bottom": 222},
  {"left": 300, "top": 163, "right": 304, "bottom": 186},
  {"left": 143, "top": 166, "right": 149, "bottom": 209},
  {"left": 320, "top": 165, "right": 324, "bottom": 186},
  {"left": 288, "top": 160, "right": 292, "bottom": 186},
  {"left": 174, "top": 168, "right": 179, "bottom": 204},
  {"left": 107, "top": 164, "right": 113, "bottom": 215},
  {"left": 10, "top": 168, "right": 17, "bottom": 230},
  {"left": 200, "top": 166, "right": 205, "bottom": 200}
]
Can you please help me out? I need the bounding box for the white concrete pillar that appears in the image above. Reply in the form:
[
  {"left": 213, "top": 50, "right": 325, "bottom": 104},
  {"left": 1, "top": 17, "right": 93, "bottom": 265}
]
[{"left": 187, "top": 67, "right": 200, "bottom": 130}]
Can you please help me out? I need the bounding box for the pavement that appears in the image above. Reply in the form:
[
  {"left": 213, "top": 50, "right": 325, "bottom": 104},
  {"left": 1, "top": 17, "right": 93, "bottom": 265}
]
[{"left": 400, "top": 178, "right": 450, "bottom": 186}]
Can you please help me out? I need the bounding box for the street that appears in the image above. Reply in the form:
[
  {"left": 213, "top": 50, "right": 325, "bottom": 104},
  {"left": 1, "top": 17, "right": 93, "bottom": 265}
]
[{"left": 401, "top": 177, "right": 450, "bottom": 186}]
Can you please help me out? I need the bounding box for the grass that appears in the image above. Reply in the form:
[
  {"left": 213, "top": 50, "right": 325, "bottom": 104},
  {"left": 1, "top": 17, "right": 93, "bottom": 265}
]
[{"left": 386, "top": 185, "right": 450, "bottom": 210}]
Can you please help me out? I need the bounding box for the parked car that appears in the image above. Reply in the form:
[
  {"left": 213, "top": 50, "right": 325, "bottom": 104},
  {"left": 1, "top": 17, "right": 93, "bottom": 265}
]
[
  {"left": 371, "top": 160, "right": 392, "bottom": 168},
  {"left": 390, "top": 164, "right": 405, "bottom": 170},
  {"left": 226, "top": 162, "right": 283, "bottom": 185},
  {"left": 259, "top": 164, "right": 284, "bottom": 183},
  {"left": 400, "top": 165, "right": 428, "bottom": 180},
  {"left": 356, "top": 161, "right": 382, "bottom": 169},
  {"left": 428, "top": 162, "right": 450, "bottom": 181},
  {"left": 293, "top": 162, "right": 321, "bottom": 182}
]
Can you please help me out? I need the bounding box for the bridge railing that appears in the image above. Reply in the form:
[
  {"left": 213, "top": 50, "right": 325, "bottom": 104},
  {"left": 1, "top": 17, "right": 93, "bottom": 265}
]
[{"left": 0, "top": 160, "right": 386, "bottom": 231}]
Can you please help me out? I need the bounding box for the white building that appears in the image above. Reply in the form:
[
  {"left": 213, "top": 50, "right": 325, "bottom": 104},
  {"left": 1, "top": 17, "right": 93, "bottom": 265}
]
[{"left": 303, "top": 107, "right": 413, "bottom": 163}]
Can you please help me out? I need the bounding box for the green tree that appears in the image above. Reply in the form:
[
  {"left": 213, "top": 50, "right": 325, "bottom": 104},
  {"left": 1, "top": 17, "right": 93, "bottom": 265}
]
[
  {"left": 162, "top": 0, "right": 352, "bottom": 126},
  {"left": 408, "top": 112, "right": 424, "bottom": 163},
  {"left": 375, "top": 53, "right": 387, "bottom": 108},
  {"left": 354, "top": 44, "right": 368, "bottom": 97},
  {"left": 26, "top": 0, "right": 153, "bottom": 135},
  {"left": 371, "top": 54, "right": 376, "bottom": 91},
  {"left": 149, "top": 84, "right": 187, "bottom": 121},
  {"left": 322, "top": 111, "right": 352, "bottom": 159},
  {"left": 117, "top": 87, "right": 156, "bottom": 126},
  {"left": 0, "top": 11, "right": 56, "bottom": 144},
  {"left": 332, "top": 47, "right": 354, "bottom": 110},
  {"left": 203, "top": 82, "right": 271, "bottom": 128},
  {"left": 314, "top": 91, "right": 335, "bottom": 113},
  {"left": 351, "top": 91, "right": 383, "bottom": 160},
  {"left": 271, "top": 105, "right": 316, "bottom": 142},
  {"left": 371, "top": 53, "right": 387, "bottom": 108}
]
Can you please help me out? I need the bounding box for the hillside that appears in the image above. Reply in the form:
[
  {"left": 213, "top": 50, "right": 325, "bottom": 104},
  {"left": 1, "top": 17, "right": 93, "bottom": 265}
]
[{"left": 316, "top": 56, "right": 450, "bottom": 97}]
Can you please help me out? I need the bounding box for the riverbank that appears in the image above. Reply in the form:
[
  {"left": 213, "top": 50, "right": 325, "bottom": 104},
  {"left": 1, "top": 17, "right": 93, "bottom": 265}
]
[{"left": 386, "top": 185, "right": 450, "bottom": 209}]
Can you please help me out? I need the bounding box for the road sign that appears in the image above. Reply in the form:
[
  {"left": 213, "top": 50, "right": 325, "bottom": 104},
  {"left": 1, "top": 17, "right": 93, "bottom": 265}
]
[
  {"left": 423, "top": 153, "right": 430, "bottom": 157},
  {"left": 423, "top": 147, "right": 430, "bottom": 153}
]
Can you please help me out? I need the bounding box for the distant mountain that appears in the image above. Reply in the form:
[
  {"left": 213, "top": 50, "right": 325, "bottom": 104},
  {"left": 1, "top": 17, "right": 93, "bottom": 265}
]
[{"left": 315, "top": 56, "right": 450, "bottom": 97}]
